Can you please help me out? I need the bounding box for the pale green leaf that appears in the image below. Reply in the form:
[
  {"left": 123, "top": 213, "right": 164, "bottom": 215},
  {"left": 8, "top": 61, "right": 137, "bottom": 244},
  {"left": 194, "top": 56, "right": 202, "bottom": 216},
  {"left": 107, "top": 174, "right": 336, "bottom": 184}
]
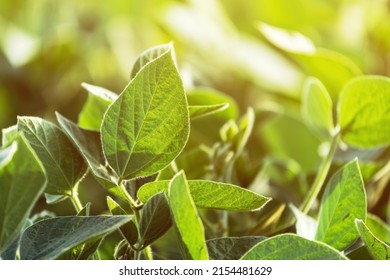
[
  {"left": 0, "top": 136, "right": 47, "bottom": 251},
  {"left": 302, "top": 77, "right": 334, "bottom": 138},
  {"left": 338, "top": 75, "right": 390, "bottom": 148},
  {"left": 167, "top": 171, "right": 208, "bottom": 260},
  {"left": 289, "top": 204, "right": 317, "bottom": 240},
  {"left": 101, "top": 46, "right": 189, "bottom": 180},
  {"left": 19, "top": 216, "right": 131, "bottom": 260},
  {"left": 130, "top": 43, "right": 172, "bottom": 79},
  {"left": 1, "top": 125, "right": 17, "bottom": 148},
  {"left": 355, "top": 219, "right": 390, "bottom": 260},
  {"left": 78, "top": 83, "right": 118, "bottom": 131},
  {"left": 207, "top": 236, "right": 266, "bottom": 260},
  {"left": 17, "top": 116, "right": 86, "bottom": 195},
  {"left": 241, "top": 233, "right": 347, "bottom": 260},
  {"left": 189, "top": 103, "right": 229, "bottom": 120},
  {"left": 366, "top": 213, "right": 390, "bottom": 243},
  {"left": 138, "top": 180, "right": 270, "bottom": 211},
  {"left": 56, "top": 113, "right": 129, "bottom": 201},
  {"left": 139, "top": 192, "right": 172, "bottom": 248},
  {"left": 315, "top": 159, "right": 367, "bottom": 250}
]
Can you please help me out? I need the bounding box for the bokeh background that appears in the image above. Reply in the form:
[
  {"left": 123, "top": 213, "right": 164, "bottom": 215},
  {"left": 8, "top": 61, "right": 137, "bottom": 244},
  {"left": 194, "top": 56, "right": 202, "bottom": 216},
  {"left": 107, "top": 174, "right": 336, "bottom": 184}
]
[{"left": 1, "top": 0, "right": 389, "bottom": 244}]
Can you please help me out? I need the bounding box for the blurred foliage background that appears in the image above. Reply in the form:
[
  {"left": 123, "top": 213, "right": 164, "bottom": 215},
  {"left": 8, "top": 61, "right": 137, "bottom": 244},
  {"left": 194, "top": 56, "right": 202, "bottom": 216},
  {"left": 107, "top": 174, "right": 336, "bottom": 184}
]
[{"left": 1, "top": 0, "right": 389, "bottom": 243}]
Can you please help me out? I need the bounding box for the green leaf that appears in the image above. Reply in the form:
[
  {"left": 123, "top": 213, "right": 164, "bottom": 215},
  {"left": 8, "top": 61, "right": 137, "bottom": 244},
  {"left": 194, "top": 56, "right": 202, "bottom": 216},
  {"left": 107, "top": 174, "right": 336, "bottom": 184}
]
[
  {"left": 19, "top": 216, "right": 131, "bottom": 260},
  {"left": 139, "top": 192, "right": 172, "bottom": 248},
  {"left": 78, "top": 83, "right": 118, "bottom": 131},
  {"left": 302, "top": 77, "right": 334, "bottom": 138},
  {"left": 1, "top": 125, "right": 17, "bottom": 147},
  {"left": 138, "top": 180, "right": 270, "bottom": 211},
  {"left": 130, "top": 43, "right": 172, "bottom": 79},
  {"left": 44, "top": 193, "right": 67, "bottom": 204},
  {"left": 366, "top": 213, "right": 390, "bottom": 243},
  {"left": 207, "top": 236, "right": 266, "bottom": 260},
  {"left": 241, "top": 233, "right": 347, "bottom": 260},
  {"left": 189, "top": 103, "right": 229, "bottom": 120},
  {"left": 106, "top": 197, "right": 138, "bottom": 246},
  {"left": 56, "top": 113, "right": 129, "bottom": 201},
  {"left": 17, "top": 116, "right": 87, "bottom": 195},
  {"left": 1, "top": 219, "right": 32, "bottom": 260},
  {"left": 355, "top": 219, "right": 390, "bottom": 260},
  {"left": 167, "top": 171, "right": 208, "bottom": 260},
  {"left": 0, "top": 136, "right": 47, "bottom": 251},
  {"left": 289, "top": 204, "right": 317, "bottom": 240},
  {"left": 338, "top": 75, "right": 390, "bottom": 148},
  {"left": 101, "top": 46, "right": 189, "bottom": 180},
  {"left": 315, "top": 159, "right": 367, "bottom": 250}
]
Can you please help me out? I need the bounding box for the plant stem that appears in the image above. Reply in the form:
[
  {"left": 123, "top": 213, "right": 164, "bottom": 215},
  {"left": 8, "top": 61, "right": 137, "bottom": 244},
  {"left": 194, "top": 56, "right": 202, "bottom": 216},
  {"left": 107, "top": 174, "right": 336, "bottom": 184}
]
[
  {"left": 70, "top": 187, "right": 83, "bottom": 213},
  {"left": 300, "top": 131, "right": 340, "bottom": 214},
  {"left": 144, "top": 246, "right": 153, "bottom": 260}
]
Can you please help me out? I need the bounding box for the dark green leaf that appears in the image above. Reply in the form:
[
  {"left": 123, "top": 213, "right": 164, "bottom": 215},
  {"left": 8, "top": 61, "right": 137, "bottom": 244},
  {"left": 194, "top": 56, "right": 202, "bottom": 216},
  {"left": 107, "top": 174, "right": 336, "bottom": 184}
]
[
  {"left": 355, "top": 219, "right": 390, "bottom": 260},
  {"left": 315, "top": 160, "right": 367, "bottom": 250},
  {"left": 339, "top": 75, "right": 390, "bottom": 148},
  {"left": 167, "top": 171, "right": 208, "bottom": 260},
  {"left": 139, "top": 192, "right": 172, "bottom": 248},
  {"left": 241, "top": 234, "right": 347, "bottom": 260},
  {"left": 101, "top": 46, "right": 189, "bottom": 180},
  {"left": 56, "top": 113, "right": 129, "bottom": 201},
  {"left": 207, "top": 236, "right": 266, "bottom": 260},
  {"left": 106, "top": 197, "right": 138, "bottom": 246},
  {"left": 0, "top": 136, "right": 47, "bottom": 251},
  {"left": 19, "top": 216, "right": 131, "bottom": 260},
  {"left": 17, "top": 116, "right": 86, "bottom": 195},
  {"left": 138, "top": 180, "right": 270, "bottom": 211}
]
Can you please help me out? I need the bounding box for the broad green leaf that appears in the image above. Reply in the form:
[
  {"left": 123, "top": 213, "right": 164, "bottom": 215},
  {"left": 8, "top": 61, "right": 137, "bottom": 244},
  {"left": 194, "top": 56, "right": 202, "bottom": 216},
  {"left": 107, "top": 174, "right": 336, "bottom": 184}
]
[
  {"left": 0, "top": 219, "right": 32, "bottom": 260},
  {"left": 106, "top": 197, "right": 138, "bottom": 246},
  {"left": 1, "top": 125, "right": 17, "bottom": 147},
  {"left": 78, "top": 83, "right": 118, "bottom": 131},
  {"left": 130, "top": 43, "right": 172, "bottom": 79},
  {"left": 338, "top": 76, "right": 390, "bottom": 148},
  {"left": 241, "top": 234, "right": 347, "bottom": 260},
  {"left": 167, "top": 171, "right": 208, "bottom": 260},
  {"left": 56, "top": 113, "right": 129, "bottom": 201},
  {"left": 139, "top": 192, "right": 172, "bottom": 248},
  {"left": 138, "top": 180, "right": 270, "bottom": 211},
  {"left": 289, "top": 204, "right": 317, "bottom": 240},
  {"left": 207, "top": 236, "right": 266, "bottom": 260},
  {"left": 302, "top": 77, "right": 334, "bottom": 138},
  {"left": 17, "top": 116, "right": 87, "bottom": 195},
  {"left": 0, "top": 136, "right": 47, "bottom": 251},
  {"left": 257, "top": 22, "right": 361, "bottom": 99},
  {"left": 366, "top": 213, "right": 390, "bottom": 243},
  {"left": 19, "top": 216, "right": 131, "bottom": 260},
  {"left": 315, "top": 160, "right": 367, "bottom": 250},
  {"left": 355, "top": 219, "right": 390, "bottom": 260},
  {"left": 101, "top": 46, "right": 189, "bottom": 180}
]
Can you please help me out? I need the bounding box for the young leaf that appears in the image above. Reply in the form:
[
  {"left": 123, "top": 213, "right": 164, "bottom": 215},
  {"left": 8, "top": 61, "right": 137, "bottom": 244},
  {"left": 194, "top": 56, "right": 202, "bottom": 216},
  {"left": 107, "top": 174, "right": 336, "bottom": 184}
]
[
  {"left": 338, "top": 75, "right": 390, "bottom": 148},
  {"left": 138, "top": 180, "right": 270, "bottom": 211},
  {"left": 1, "top": 125, "right": 18, "bottom": 147},
  {"left": 240, "top": 233, "right": 347, "bottom": 260},
  {"left": 19, "top": 216, "right": 131, "bottom": 260},
  {"left": 106, "top": 197, "right": 138, "bottom": 246},
  {"left": 17, "top": 116, "right": 87, "bottom": 195},
  {"left": 302, "top": 77, "right": 334, "bottom": 138},
  {"left": 355, "top": 219, "right": 390, "bottom": 260},
  {"left": 78, "top": 83, "right": 118, "bottom": 131},
  {"left": 207, "top": 236, "right": 266, "bottom": 260},
  {"left": 0, "top": 136, "right": 47, "bottom": 252},
  {"left": 315, "top": 159, "right": 367, "bottom": 251},
  {"left": 167, "top": 171, "right": 208, "bottom": 260},
  {"left": 101, "top": 46, "right": 189, "bottom": 180},
  {"left": 130, "top": 44, "right": 172, "bottom": 79},
  {"left": 189, "top": 103, "right": 229, "bottom": 120},
  {"left": 289, "top": 204, "right": 317, "bottom": 240},
  {"left": 56, "top": 113, "right": 129, "bottom": 201},
  {"left": 366, "top": 213, "right": 390, "bottom": 243},
  {"left": 139, "top": 192, "right": 172, "bottom": 249}
]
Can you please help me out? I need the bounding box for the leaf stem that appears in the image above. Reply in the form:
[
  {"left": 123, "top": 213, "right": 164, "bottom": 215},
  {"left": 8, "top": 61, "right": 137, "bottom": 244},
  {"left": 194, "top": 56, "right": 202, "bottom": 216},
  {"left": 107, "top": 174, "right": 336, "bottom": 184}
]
[
  {"left": 300, "top": 130, "right": 340, "bottom": 214},
  {"left": 70, "top": 187, "right": 83, "bottom": 213}
]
